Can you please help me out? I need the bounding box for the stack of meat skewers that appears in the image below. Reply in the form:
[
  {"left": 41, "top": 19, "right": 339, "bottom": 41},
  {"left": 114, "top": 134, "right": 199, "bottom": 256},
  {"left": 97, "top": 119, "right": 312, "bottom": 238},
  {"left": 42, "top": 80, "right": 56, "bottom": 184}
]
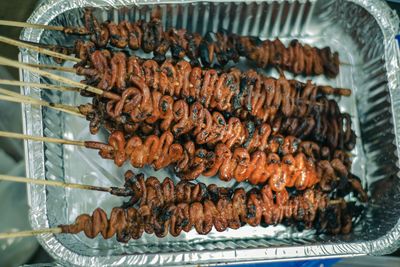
[{"left": 0, "top": 8, "right": 367, "bottom": 242}]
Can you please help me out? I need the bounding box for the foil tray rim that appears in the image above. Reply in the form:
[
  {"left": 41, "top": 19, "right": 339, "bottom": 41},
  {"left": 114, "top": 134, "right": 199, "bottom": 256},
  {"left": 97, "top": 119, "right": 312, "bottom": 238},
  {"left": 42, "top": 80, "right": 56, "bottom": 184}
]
[{"left": 20, "top": 0, "right": 400, "bottom": 265}]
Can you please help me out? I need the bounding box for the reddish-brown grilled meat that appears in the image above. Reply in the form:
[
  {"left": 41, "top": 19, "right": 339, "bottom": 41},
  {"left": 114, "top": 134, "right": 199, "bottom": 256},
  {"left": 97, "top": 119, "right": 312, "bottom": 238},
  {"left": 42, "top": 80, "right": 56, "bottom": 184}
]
[
  {"left": 119, "top": 170, "right": 236, "bottom": 211},
  {"left": 59, "top": 185, "right": 355, "bottom": 242},
  {"left": 78, "top": 9, "right": 340, "bottom": 77},
  {"left": 76, "top": 51, "right": 354, "bottom": 149},
  {"left": 84, "top": 130, "right": 352, "bottom": 192}
]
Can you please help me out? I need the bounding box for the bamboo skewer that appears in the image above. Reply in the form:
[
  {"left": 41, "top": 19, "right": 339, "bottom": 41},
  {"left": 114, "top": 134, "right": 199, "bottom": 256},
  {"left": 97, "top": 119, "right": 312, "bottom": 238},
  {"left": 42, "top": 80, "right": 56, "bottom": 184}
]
[
  {"left": 1, "top": 175, "right": 109, "bottom": 193},
  {"left": 21, "top": 40, "right": 74, "bottom": 52},
  {"left": 0, "top": 87, "right": 83, "bottom": 117},
  {"left": 0, "top": 23, "right": 351, "bottom": 66},
  {"left": 0, "top": 131, "right": 110, "bottom": 159},
  {"left": 0, "top": 20, "right": 65, "bottom": 31},
  {"left": 0, "top": 196, "right": 344, "bottom": 240},
  {"left": 0, "top": 174, "right": 133, "bottom": 196},
  {"left": 0, "top": 131, "right": 85, "bottom": 146},
  {"left": 0, "top": 94, "right": 82, "bottom": 117},
  {"left": 0, "top": 84, "right": 323, "bottom": 119},
  {"left": 0, "top": 56, "right": 119, "bottom": 99},
  {"left": 0, "top": 35, "right": 80, "bottom": 62},
  {"left": 0, "top": 56, "right": 344, "bottom": 106},
  {"left": 0, "top": 20, "right": 90, "bottom": 35},
  {"left": 5, "top": 63, "right": 337, "bottom": 104},
  {"left": 8, "top": 64, "right": 349, "bottom": 100},
  {"left": 0, "top": 79, "right": 80, "bottom": 93},
  {"left": 0, "top": 35, "right": 350, "bottom": 100},
  {"left": 0, "top": 228, "right": 63, "bottom": 239}
]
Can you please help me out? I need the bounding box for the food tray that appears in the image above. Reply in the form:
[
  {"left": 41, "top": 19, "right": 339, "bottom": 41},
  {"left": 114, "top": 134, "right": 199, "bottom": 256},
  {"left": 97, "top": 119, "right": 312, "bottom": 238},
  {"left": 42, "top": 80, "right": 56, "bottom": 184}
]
[{"left": 20, "top": 0, "right": 400, "bottom": 266}]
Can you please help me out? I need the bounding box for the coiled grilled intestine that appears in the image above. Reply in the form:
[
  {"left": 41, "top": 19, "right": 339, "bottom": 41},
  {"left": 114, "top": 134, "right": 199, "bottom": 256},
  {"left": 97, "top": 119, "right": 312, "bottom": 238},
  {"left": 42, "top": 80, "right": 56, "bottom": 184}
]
[
  {"left": 76, "top": 9, "right": 340, "bottom": 77},
  {"left": 77, "top": 49, "right": 349, "bottom": 97},
  {"left": 120, "top": 170, "right": 233, "bottom": 210},
  {"left": 80, "top": 93, "right": 351, "bottom": 162},
  {"left": 84, "top": 130, "right": 351, "bottom": 192},
  {"left": 76, "top": 51, "right": 354, "bottom": 149},
  {"left": 59, "top": 185, "right": 355, "bottom": 241},
  {"left": 120, "top": 169, "right": 270, "bottom": 207},
  {"left": 125, "top": 167, "right": 366, "bottom": 208},
  {"left": 83, "top": 98, "right": 355, "bottom": 153},
  {"left": 122, "top": 169, "right": 366, "bottom": 210}
]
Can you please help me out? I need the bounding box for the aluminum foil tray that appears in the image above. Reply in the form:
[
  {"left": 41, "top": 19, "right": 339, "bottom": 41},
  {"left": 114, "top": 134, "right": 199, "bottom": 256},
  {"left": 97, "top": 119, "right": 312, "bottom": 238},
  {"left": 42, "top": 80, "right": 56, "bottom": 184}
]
[{"left": 20, "top": 0, "right": 400, "bottom": 265}]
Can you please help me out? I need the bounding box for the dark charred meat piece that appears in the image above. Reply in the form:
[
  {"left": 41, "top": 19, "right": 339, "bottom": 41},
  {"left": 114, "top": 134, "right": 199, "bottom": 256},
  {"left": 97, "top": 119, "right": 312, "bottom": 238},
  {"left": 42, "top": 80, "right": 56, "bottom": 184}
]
[
  {"left": 120, "top": 170, "right": 225, "bottom": 208},
  {"left": 83, "top": 129, "right": 357, "bottom": 193},
  {"left": 68, "top": 166, "right": 363, "bottom": 240},
  {"left": 75, "top": 50, "right": 353, "bottom": 150},
  {"left": 77, "top": 9, "right": 340, "bottom": 77},
  {"left": 59, "top": 183, "right": 355, "bottom": 241}
]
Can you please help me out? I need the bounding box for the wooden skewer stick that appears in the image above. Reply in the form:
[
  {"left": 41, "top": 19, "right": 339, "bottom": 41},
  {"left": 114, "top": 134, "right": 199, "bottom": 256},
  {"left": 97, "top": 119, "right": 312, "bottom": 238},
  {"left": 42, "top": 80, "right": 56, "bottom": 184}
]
[
  {"left": 21, "top": 39, "right": 73, "bottom": 49},
  {"left": 0, "top": 131, "right": 110, "bottom": 158},
  {"left": 0, "top": 56, "right": 119, "bottom": 99},
  {"left": 0, "top": 174, "right": 108, "bottom": 193},
  {"left": 0, "top": 79, "right": 80, "bottom": 93},
  {"left": 26, "top": 63, "right": 77, "bottom": 73},
  {"left": 0, "top": 20, "right": 351, "bottom": 67},
  {"left": 0, "top": 228, "right": 63, "bottom": 239},
  {"left": 0, "top": 87, "right": 83, "bottom": 117},
  {"left": 0, "top": 174, "right": 133, "bottom": 196},
  {"left": 0, "top": 20, "right": 90, "bottom": 35},
  {"left": 0, "top": 198, "right": 343, "bottom": 240},
  {"left": 0, "top": 94, "right": 82, "bottom": 117},
  {"left": 0, "top": 130, "right": 85, "bottom": 146},
  {"left": 0, "top": 20, "right": 65, "bottom": 31},
  {"left": 0, "top": 86, "right": 76, "bottom": 108},
  {"left": 0, "top": 35, "right": 80, "bottom": 62}
]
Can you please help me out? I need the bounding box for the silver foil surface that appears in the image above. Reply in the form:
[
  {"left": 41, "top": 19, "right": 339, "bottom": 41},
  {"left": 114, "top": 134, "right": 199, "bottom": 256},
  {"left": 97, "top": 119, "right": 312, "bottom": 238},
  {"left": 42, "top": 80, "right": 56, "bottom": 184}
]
[{"left": 20, "top": 0, "right": 400, "bottom": 265}]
